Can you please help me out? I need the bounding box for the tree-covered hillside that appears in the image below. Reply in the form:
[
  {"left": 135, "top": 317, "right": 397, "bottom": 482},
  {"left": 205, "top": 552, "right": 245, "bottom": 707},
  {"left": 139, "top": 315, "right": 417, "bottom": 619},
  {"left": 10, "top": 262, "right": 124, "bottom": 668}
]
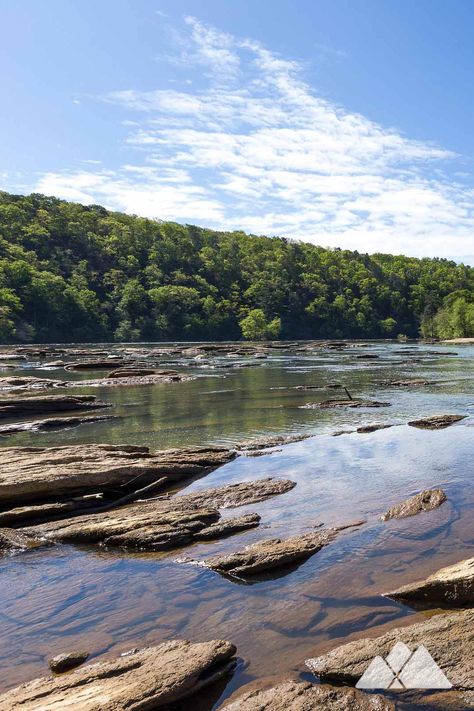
[{"left": 0, "top": 191, "right": 473, "bottom": 343}]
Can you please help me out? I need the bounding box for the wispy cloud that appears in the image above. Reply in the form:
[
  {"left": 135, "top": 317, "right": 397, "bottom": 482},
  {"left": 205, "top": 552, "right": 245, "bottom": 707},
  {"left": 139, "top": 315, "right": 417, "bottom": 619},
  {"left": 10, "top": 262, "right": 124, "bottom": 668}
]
[{"left": 34, "top": 16, "right": 474, "bottom": 259}]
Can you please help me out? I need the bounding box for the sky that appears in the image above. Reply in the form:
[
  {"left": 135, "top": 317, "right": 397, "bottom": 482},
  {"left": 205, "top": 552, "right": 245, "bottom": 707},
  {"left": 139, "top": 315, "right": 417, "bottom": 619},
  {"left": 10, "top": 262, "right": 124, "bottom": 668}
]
[{"left": 2, "top": 0, "right": 474, "bottom": 262}]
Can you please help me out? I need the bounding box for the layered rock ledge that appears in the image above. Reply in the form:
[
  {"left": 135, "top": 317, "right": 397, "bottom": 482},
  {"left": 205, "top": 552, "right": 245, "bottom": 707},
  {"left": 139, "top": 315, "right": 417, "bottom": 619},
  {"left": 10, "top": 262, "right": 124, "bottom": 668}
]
[
  {"left": 386, "top": 557, "right": 474, "bottom": 607},
  {"left": 0, "top": 639, "right": 236, "bottom": 710}
]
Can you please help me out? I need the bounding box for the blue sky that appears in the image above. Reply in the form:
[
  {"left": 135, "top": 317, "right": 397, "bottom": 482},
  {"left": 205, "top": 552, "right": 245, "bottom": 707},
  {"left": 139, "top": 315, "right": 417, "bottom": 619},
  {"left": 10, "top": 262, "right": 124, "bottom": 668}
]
[{"left": 2, "top": 0, "right": 474, "bottom": 261}]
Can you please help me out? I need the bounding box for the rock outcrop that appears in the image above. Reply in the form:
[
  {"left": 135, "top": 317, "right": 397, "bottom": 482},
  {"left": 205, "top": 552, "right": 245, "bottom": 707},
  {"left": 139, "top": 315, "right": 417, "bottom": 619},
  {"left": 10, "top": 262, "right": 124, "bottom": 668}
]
[
  {"left": 386, "top": 557, "right": 474, "bottom": 607},
  {"left": 301, "top": 399, "right": 390, "bottom": 409},
  {"left": 0, "top": 413, "right": 114, "bottom": 436},
  {"left": 0, "top": 395, "right": 109, "bottom": 419},
  {"left": 222, "top": 679, "right": 394, "bottom": 710},
  {"left": 183, "top": 525, "right": 360, "bottom": 578},
  {"left": 408, "top": 415, "right": 467, "bottom": 429},
  {"left": 306, "top": 608, "right": 474, "bottom": 695},
  {"left": 174, "top": 478, "right": 296, "bottom": 509},
  {"left": 0, "top": 639, "right": 236, "bottom": 710},
  {"left": 381, "top": 489, "right": 446, "bottom": 521},
  {"left": 0, "top": 444, "right": 235, "bottom": 506}
]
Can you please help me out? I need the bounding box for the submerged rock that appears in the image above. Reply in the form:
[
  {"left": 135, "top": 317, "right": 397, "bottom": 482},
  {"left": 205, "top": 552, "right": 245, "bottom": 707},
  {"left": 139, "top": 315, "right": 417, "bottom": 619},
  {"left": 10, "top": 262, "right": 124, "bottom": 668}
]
[
  {"left": 48, "top": 651, "right": 89, "bottom": 673},
  {"left": 386, "top": 557, "right": 474, "bottom": 607},
  {"left": 381, "top": 489, "right": 447, "bottom": 520},
  {"left": 0, "top": 394, "right": 109, "bottom": 419},
  {"left": 68, "top": 372, "right": 193, "bottom": 387},
  {"left": 408, "top": 414, "right": 467, "bottom": 429},
  {"left": 184, "top": 524, "right": 360, "bottom": 578},
  {"left": 0, "top": 639, "right": 236, "bottom": 709},
  {"left": 0, "top": 444, "right": 235, "bottom": 505},
  {"left": 64, "top": 360, "right": 131, "bottom": 370},
  {"left": 222, "top": 679, "right": 394, "bottom": 710},
  {"left": 306, "top": 608, "right": 474, "bottom": 695},
  {"left": 302, "top": 399, "right": 390, "bottom": 409},
  {"left": 0, "top": 413, "right": 114, "bottom": 436},
  {"left": 380, "top": 378, "right": 431, "bottom": 387}
]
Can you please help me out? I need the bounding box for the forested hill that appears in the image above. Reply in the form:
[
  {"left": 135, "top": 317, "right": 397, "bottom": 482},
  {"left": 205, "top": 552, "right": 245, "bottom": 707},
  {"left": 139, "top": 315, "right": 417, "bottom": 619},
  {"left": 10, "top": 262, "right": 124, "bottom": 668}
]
[{"left": 0, "top": 190, "right": 473, "bottom": 343}]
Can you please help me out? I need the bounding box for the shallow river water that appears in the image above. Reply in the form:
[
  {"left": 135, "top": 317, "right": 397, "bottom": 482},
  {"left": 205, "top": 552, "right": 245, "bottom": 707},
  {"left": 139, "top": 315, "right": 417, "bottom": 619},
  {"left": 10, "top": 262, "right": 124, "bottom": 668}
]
[{"left": 1, "top": 341, "right": 473, "bottom": 709}]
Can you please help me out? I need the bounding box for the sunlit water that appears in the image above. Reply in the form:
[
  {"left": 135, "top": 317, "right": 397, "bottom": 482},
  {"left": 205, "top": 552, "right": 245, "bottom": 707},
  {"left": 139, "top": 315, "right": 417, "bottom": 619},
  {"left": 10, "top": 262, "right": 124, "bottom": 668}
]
[{"left": 0, "top": 341, "right": 473, "bottom": 708}]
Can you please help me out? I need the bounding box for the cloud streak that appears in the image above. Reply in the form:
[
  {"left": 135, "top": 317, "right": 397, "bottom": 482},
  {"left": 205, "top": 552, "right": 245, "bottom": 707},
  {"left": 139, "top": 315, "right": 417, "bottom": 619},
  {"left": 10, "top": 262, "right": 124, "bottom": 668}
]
[{"left": 35, "top": 16, "right": 474, "bottom": 260}]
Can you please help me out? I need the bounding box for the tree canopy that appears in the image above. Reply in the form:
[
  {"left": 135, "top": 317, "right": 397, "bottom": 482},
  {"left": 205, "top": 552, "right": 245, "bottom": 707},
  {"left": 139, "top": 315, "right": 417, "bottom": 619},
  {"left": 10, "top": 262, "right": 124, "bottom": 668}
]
[{"left": 0, "top": 191, "right": 473, "bottom": 342}]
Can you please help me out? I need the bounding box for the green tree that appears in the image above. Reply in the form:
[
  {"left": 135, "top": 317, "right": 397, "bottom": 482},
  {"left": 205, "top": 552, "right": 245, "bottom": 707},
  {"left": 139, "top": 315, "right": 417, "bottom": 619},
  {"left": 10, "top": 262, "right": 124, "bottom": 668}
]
[{"left": 239, "top": 309, "right": 281, "bottom": 340}]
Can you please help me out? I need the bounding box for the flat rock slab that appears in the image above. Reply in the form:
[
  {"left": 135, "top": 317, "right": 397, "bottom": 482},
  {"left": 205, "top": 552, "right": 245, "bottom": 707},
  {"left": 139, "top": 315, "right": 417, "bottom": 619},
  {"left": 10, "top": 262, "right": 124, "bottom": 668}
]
[
  {"left": 0, "top": 527, "right": 43, "bottom": 552},
  {"left": 306, "top": 608, "right": 474, "bottom": 693},
  {"left": 0, "top": 376, "right": 66, "bottom": 391},
  {"left": 64, "top": 360, "right": 132, "bottom": 370},
  {"left": 381, "top": 489, "right": 446, "bottom": 520},
  {"left": 183, "top": 527, "right": 349, "bottom": 578},
  {"left": 381, "top": 379, "right": 431, "bottom": 387},
  {"left": 357, "top": 424, "right": 393, "bottom": 433},
  {"left": 222, "top": 679, "right": 394, "bottom": 710},
  {"left": 21, "top": 479, "right": 294, "bottom": 550},
  {"left": 173, "top": 478, "right": 296, "bottom": 509},
  {"left": 0, "top": 444, "right": 235, "bottom": 505},
  {"left": 301, "top": 399, "right": 390, "bottom": 409},
  {"left": 408, "top": 415, "right": 467, "bottom": 429},
  {"left": 0, "top": 413, "right": 114, "bottom": 436},
  {"left": 67, "top": 373, "right": 194, "bottom": 387},
  {"left": 0, "top": 395, "right": 108, "bottom": 419},
  {"left": 0, "top": 639, "right": 236, "bottom": 710},
  {"left": 386, "top": 557, "right": 474, "bottom": 607},
  {"left": 237, "top": 433, "right": 311, "bottom": 451}
]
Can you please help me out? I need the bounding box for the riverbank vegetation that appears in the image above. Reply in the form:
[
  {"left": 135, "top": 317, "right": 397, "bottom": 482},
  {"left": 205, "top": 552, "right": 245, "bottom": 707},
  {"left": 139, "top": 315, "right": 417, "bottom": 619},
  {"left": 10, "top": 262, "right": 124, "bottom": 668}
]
[{"left": 0, "top": 191, "right": 473, "bottom": 342}]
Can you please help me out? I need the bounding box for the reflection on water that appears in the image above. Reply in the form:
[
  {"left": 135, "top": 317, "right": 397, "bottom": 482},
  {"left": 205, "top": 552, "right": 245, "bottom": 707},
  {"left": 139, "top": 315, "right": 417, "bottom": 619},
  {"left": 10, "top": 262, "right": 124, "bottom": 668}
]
[{"left": 0, "top": 342, "right": 473, "bottom": 708}]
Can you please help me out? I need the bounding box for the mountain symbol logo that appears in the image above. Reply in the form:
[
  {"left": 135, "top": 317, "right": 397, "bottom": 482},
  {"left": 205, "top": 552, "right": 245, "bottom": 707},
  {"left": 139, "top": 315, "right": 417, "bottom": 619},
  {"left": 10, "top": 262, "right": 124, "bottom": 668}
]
[{"left": 356, "top": 642, "right": 452, "bottom": 690}]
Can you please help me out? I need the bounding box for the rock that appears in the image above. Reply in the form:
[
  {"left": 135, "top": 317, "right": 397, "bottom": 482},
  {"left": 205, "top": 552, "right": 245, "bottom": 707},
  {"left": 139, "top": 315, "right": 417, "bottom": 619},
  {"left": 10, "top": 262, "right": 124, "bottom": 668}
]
[
  {"left": 185, "top": 525, "right": 358, "bottom": 578},
  {"left": 381, "top": 379, "right": 430, "bottom": 387},
  {"left": 0, "top": 395, "right": 109, "bottom": 419},
  {"left": 301, "top": 399, "right": 390, "bottom": 409},
  {"left": 356, "top": 424, "right": 393, "bottom": 433},
  {"left": 0, "top": 527, "right": 43, "bottom": 552},
  {"left": 408, "top": 414, "right": 467, "bottom": 429},
  {"left": 48, "top": 651, "right": 89, "bottom": 673},
  {"left": 106, "top": 367, "right": 158, "bottom": 378},
  {"left": 0, "top": 497, "right": 104, "bottom": 526},
  {"left": 222, "top": 679, "right": 394, "bottom": 710},
  {"left": 306, "top": 608, "right": 474, "bottom": 695},
  {"left": 174, "top": 478, "right": 296, "bottom": 509},
  {"left": 68, "top": 373, "right": 193, "bottom": 387},
  {"left": 355, "top": 354, "right": 380, "bottom": 359},
  {"left": 23, "top": 479, "right": 292, "bottom": 550},
  {"left": 237, "top": 433, "right": 311, "bottom": 450},
  {"left": 0, "top": 444, "right": 235, "bottom": 505},
  {"left": 64, "top": 360, "right": 131, "bottom": 370},
  {"left": 386, "top": 557, "right": 474, "bottom": 607},
  {"left": 0, "top": 639, "right": 236, "bottom": 709},
  {"left": 0, "top": 413, "right": 115, "bottom": 436},
  {"left": 195, "top": 513, "right": 261, "bottom": 540},
  {"left": 381, "top": 489, "right": 446, "bottom": 520},
  {"left": 0, "top": 376, "right": 66, "bottom": 391}
]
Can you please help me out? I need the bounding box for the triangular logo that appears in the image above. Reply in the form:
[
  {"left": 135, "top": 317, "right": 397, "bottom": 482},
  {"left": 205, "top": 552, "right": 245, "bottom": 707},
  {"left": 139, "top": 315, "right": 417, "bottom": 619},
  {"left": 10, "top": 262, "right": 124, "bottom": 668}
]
[{"left": 356, "top": 642, "right": 452, "bottom": 690}]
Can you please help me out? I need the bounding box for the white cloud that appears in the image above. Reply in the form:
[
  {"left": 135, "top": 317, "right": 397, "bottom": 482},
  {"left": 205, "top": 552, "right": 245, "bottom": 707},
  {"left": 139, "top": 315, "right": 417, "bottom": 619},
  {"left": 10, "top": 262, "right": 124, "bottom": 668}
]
[{"left": 33, "top": 17, "right": 474, "bottom": 260}]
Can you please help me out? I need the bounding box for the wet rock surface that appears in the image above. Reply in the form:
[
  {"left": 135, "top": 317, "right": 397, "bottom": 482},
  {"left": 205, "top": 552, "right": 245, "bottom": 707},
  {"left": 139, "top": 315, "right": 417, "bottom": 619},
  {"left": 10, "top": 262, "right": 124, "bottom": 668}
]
[
  {"left": 184, "top": 525, "right": 359, "bottom": 578},
  {"left": 386, "top": 557, "right": 474, "bottom": 607},
  {"left": 381, "top": 488, "right": 447, "bottom": 520},
  {"left": 306, "top": 608, "right": 474, "bottom": 695},
  {"left": 0, "top": 413, "right": 115, "bottom": 436},
  {"left": 0, "top": 639, "right": 236, "bottom": 710},
  {"left": 236, "top": 433, "right": 311, "bottom": 451},
  {"left": 301, "top": 399, "right": 390, "bottom": 409},
  {"left": 68, "top": 372, "right": 194, "bottom": 387},
  {"left": 408, "top": 414, "right": 467, "bottom": 429},
  {"left": 0, "top": 375, "right": 66, "bottom": 391},
  {"left": 21, "top": 479, "right": 294, "bottom": 550},
  {"left": 0, "top": 444, "right": 235, "bottom": 505},
  {"left": 222, "top": 679, "right": 395, "bottom": 710},
  {"left": 0, "top": 527, "right": 43, "bottom": 552},
  {"left": 48, "top": 651, "right": 89, "bottom": 673},
  {"left": 0, "top": 394, "right": 109, "bottom": 419}
]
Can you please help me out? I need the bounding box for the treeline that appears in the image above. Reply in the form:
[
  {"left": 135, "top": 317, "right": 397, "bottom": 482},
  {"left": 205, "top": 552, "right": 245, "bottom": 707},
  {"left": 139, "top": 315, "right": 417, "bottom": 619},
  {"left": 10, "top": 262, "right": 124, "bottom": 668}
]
[{"left": 0, "top": 191, "right": 473, "bottom": 343}]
